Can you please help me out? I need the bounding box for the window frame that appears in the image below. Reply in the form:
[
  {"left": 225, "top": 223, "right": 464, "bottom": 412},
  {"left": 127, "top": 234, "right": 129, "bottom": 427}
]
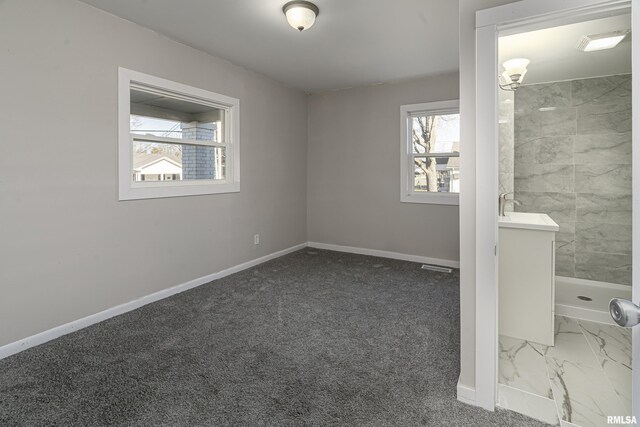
[
  {"left": 118, "top": 67, "right": 240, "bottom": 201},
  {"left": 400, "top": 100, "right": 460, "bottom": 205}
]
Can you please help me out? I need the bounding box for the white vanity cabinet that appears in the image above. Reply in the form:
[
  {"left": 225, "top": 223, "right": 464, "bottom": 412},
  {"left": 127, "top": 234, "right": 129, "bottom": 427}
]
[{"left": 498, "top": 212, "right": 559, "bottom": 346}]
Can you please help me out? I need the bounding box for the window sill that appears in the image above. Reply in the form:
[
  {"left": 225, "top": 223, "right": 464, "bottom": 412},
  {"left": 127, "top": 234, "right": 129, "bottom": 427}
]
[
  {"left": 119, "top": 181, "right": 240, "bottom": 201},
  {"left": 401, "top": 192, "right": 459, "bottom": 205}
]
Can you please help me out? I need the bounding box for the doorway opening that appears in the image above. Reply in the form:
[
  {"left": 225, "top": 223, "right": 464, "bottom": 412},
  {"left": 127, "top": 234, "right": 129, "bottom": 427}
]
[{"left": 495, "top": 7, "right": 633, "bottom": 426}]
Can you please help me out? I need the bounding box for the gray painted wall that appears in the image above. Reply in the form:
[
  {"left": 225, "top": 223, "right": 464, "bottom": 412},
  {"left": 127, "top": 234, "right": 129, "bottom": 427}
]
[
  {"left": 510, "top": 75, "right": 632, "bottom": 285},
  {"left": 307, "top": 74, "right": 460, "bottom": 264},
  {"left": 0, "top": 1, "right": 463, "bottom": 350},
  {"left": 0, "top": 0, "right": 308, "bottom": 347}
]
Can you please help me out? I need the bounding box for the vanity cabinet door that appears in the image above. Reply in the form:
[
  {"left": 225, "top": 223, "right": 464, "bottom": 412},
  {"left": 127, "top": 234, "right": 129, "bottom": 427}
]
[{"left": 499, "top": 227, "right": 555, "bottom": 346}]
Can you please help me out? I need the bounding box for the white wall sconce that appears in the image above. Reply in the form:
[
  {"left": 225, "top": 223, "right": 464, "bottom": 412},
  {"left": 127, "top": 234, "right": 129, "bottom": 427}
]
[
  {"left": 283, "top": 1, "right": 319, "bottom": 32},
  {"left": 499, "top": 58, "right": 530, "bottom": 91}
]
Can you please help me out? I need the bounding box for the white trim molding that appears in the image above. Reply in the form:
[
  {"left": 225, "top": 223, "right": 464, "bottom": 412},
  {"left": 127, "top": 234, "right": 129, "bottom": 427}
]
[
  {"left": 474, "top": 20, "right": 499, "bottom": 412},
  {"left": 118, "top": 67, "right": 240, "bottom": 201},
  {"left": 457, "top": 377, "right": 477, "bottom": 406},
  {"left": 472, "top": 0, "right": 633, "bottom": 414},
  {"left": 0, "top": 241, "right": 460, "bottom": 361},
  {"left": 308, "top": 242, "right": 460, "bottom": 268},
  {"left": 632, "top": 2, "right": 640, "bottom": 419},
  {"left": 0, "top": 243, "right": 307, "bottom": 360}
]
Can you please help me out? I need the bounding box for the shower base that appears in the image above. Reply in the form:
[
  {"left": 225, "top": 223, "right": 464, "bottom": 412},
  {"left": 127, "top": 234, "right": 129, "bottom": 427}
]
[{"left": 555, "top": 276, "right": 632, "bottom": 325}]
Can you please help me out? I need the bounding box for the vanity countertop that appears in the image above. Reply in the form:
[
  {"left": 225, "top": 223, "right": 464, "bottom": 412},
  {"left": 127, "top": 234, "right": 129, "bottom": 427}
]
[{"left": 498, "top": 212, "right": 559, "bottom": 232}]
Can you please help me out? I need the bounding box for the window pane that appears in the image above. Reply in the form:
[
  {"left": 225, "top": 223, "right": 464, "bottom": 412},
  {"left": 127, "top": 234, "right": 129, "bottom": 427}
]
[
  {"left": 411, "top": 113, "right": 460, "bottom": 155},
  {"left": 132, "top": 141, "right": 226, "bottom": 182},
  {"left": 413, "top": 156, "right": 460, "bottom": 193},
  {"left": 130, "top": 88, "right": 225, "bottom": 143}
]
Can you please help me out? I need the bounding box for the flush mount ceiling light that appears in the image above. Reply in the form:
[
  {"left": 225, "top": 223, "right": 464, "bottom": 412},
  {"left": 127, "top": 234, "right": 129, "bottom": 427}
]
[
  {"left": 283, "top": 1, "right": 319, "bottom": 32},
  {"left": 499, "top": 58, "right": 530, "bottom": 91},
  {"left": 576, "top": 30, "right": 629, "bottom": 52}
]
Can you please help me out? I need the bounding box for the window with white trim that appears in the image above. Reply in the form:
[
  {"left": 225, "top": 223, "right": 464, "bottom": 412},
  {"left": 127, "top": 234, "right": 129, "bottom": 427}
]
[
  {"left": 118, "top": 68, "right": 240, "bottom": 200},
  {"left": 400, "top": 100, "right": 460, "bottom": 205}
]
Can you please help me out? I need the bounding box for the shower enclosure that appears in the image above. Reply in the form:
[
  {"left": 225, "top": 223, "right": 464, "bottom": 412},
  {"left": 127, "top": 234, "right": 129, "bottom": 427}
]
[{"left": 500, "top": 73, "right": 632, "bottom": 321}]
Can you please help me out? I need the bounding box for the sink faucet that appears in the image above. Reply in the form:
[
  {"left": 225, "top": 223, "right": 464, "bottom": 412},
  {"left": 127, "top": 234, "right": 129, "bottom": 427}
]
[{"left": 499, "top": 192, "right": 521, "bottom": 216}]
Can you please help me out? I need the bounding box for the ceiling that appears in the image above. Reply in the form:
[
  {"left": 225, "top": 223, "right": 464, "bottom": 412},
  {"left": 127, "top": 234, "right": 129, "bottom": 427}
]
[
  {"left": 499, "top": 13, "right": 631, "bottom": 86},
  {"left": 80, "top": 0, "right": 460, "bottom": 93}
]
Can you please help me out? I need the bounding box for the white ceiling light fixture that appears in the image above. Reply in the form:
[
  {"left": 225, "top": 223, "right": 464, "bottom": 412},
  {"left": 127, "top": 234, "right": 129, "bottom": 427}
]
[
  {"left": 576, "top": 30, "right": 629, "bottom": 52},
  {"left": 283, "top": 1, "right": 319, "bottom": 32},
  {"left": 499, "top": 58, "right": 530, "bottom": 91}
]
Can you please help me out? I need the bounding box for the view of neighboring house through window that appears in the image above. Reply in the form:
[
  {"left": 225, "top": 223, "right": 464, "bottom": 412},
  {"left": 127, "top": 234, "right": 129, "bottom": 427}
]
[
  {"left": 130, "top": 88, "right": 226, "bottom": 183},
  {"left": 118, "top": 68, "right": 240, "bottom": 200},
  {"left": 400, "top": 100, "right": 460, "bottom": 205}
]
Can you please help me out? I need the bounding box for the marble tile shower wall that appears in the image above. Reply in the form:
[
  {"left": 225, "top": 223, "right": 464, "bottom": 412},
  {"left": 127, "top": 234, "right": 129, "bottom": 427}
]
[
  {"left": 512, "top": 74, "right": 632, "bottom": 285},
  {"left": 499, "top": 90, "right": 515, "bottom": 197}
]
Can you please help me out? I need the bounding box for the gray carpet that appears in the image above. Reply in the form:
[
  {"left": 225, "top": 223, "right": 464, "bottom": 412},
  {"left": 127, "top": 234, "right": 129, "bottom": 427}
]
[{"left": 0, "top": 249, "right": 549, "bottom": 426}]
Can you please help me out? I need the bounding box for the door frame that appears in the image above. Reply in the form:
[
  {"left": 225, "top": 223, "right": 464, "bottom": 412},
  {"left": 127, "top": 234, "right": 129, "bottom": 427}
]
[{"left": 473, "top": 0, "right": 637, "bottom": 413}]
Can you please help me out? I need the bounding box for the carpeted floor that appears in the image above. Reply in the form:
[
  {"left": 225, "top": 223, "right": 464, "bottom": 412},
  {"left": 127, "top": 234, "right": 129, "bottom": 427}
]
[{"left": 0, "top": 249, "right": 550, "bottom": 426}]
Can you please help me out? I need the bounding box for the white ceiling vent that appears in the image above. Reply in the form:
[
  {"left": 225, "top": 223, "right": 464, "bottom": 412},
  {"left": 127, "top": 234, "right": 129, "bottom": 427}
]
[{"left": 576, "top": 30, "right": 629, "bottom": 52}]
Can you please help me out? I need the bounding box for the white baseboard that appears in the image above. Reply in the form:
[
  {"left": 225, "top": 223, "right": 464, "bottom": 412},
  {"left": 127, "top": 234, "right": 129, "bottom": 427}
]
[
  {"left": 457, "top": 377, "right": 477, "bottom": 406},
  {"left": 307, "top": 242, "right": 460, "bottom": 269},
  {"left": 0, "top": 242, "right": 307, "bottom": 360},
  {"left": 1, "top": 241, "right": 458, "bottom": 360}
]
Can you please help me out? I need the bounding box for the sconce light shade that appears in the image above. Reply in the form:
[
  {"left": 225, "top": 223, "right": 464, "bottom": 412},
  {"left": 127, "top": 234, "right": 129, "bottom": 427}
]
[
  {"left": 503, "top": 58, "right": 530, "bottom": 78},
  {"left": 283, "top": 1, "right": 319, "bottom": 32},
  {"left": 500, "top": 58, "right": 530, "bottom": 91}
]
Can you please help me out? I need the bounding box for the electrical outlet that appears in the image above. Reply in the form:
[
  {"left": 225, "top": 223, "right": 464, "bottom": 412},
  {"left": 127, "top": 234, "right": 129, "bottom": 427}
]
[{"left": 254, "top": 234, "right": 260, "bottom": 245}]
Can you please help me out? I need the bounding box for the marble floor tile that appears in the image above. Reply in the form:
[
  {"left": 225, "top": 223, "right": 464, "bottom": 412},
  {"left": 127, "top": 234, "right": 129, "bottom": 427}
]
[
  {"left": 532, "top": 317, "right": 600, "bottom": 367},
  {"left": 498, "top": 335, "right": 553, "bottom": 399},
  {"left": 498, "top": 384, "right": 560, "bottom": 426},
  {"left": 600, "top": 358, "right": 632, "bottom": 414},
  {"left": 578, "top": 319, "right": 633, "bottom": 415},
  {"left": 546, "top": 357, "right": 629, "bottom": 427},
  {"left": 577, "top": 320, "right": 632, "bottom": 369},
  {"left": 500, "top": 312, "right": 633, "bottom": 427}
]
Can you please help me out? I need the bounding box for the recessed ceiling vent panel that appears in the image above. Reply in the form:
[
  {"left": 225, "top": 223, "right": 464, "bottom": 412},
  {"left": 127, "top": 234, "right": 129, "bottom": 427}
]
[{"left": 576, "top": 30, "right": 629, "bottom": 52}]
